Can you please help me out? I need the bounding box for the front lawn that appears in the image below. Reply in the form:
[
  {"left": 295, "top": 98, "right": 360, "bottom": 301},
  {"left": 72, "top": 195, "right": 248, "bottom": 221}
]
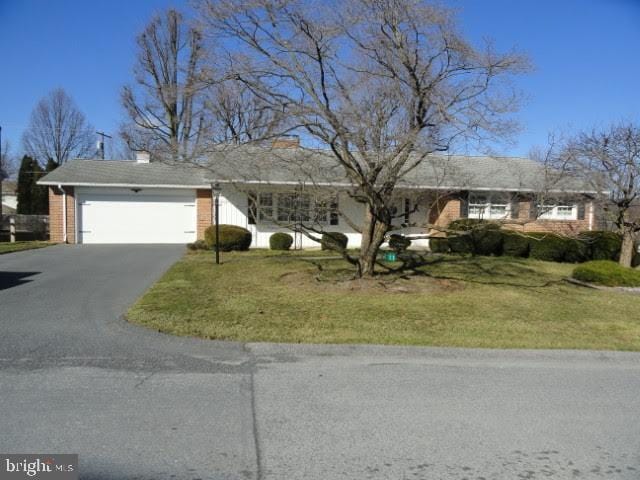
[
  {"left": 0, "top": 241, "right": 52, "bottom": 255},
  {"left": 127, "top": 250, "right": 640, "bottom": 351}
]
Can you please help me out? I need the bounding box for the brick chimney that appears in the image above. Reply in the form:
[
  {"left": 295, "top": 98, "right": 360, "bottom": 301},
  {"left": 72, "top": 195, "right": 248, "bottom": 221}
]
[{"left": 271, "top": 136, "right": 300, "bottom": 149}]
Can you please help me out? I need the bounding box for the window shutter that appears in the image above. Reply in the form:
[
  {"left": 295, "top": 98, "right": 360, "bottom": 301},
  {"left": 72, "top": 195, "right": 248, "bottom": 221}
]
[
  {"left": 330, "top": 197, "right": 339, "bottom": 226},
  {"left": 247, "top": 192, "right": 257, "bottom": 225},
  {"left": 459, "top": 191, "right": 469, "bottom": 218},
  {"left": 404, "top": 198, "right": 411, "bottom": 225},
  {"left": 510, "top": 197, "right": 520, "bottom": 219},
  {"left": 529, "top": 201, "right": 538, "bottom": 220},
  {"left": 577, "top": 202, "right": 585, "bottom": 220}
]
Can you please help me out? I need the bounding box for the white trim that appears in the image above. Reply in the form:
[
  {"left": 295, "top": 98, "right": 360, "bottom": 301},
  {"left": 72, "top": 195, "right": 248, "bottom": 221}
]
[
  {"left": 74, "top": 192, "right": 79, "bottom": 244},
  {"left": 40, "top": 182, "right": 208, "bottom": 189},
  {"left": 468, "top": 192, "right": 511, "bottom": 220},
  {"left": 537, "top": 204, "right": 578, "bottom": 221},
  {"left": 59, "top": 184, "right": 68, "bottom": 244},
  {"left": 38, "top": 180, "right": 603, "bottom": 195}
]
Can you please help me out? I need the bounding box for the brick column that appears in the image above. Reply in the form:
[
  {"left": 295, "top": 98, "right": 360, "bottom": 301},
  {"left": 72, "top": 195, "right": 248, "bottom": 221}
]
[
  {"left": 196, "top": 189, "right": 213, "bottom": 240},
  {"left": 48, "top": 186, "right": 76, "bottom": 243}
]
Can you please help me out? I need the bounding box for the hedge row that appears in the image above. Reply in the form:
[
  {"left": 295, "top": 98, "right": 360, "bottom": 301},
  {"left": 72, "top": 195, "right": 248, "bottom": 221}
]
[{"left": 431, "top": 221, "right": 628, "bottom": 264}]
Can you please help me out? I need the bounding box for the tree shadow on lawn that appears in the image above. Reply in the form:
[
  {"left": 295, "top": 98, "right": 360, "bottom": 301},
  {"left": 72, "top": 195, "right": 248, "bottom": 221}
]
[
  {"left": 273, "top": 251, "right": 567, "bottom": 290},
  {"left": 379, "top": 254, "right": 567, "bottom": 289}
]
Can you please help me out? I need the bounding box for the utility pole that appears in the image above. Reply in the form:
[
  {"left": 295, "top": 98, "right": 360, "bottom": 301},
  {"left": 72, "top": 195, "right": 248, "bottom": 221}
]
[{"left": 96, "top": 131, "right": 112, "bottom": 160}]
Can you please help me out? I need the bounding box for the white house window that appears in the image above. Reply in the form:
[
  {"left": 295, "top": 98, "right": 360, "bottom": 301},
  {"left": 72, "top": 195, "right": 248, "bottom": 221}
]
[
  {"left": 468, "top": 193, "right": 510, "bottom": 220},
  {"left": 258, "top": 193, "right": 274, "bottom": 222},
  {"left": 250, "top": 192, "right": 339, "bottom": 225},
  {"left": 537, "top": 204, "right": 577, "bottom": 220}
]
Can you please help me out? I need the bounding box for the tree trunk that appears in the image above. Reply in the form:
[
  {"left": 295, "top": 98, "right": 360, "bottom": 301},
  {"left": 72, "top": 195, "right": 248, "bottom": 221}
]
[
  {"left": 619, "top": 230, "right": 635, "bottom": 268},
  {"left": 357, "top": 207, "right": 389, "bottom": 277}
]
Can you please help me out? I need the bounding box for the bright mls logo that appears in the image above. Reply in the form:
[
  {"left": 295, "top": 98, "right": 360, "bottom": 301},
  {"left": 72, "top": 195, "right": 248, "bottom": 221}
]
[{"left": 0, "top": 455, "right": 77, "bottom": 480}]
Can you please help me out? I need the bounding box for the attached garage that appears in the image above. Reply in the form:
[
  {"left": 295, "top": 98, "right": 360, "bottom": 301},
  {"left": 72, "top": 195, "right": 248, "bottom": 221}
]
[{"left": 76, "top": 188, "right": 197, "bottom": 244}]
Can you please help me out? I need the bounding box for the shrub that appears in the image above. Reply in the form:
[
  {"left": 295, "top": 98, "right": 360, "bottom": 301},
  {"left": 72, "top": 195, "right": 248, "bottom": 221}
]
[
  {"left": 269, "top": 232, "right": 294, "bottom": 250},
  {"left": 475, "top": 228, "right": 503, "bottom": 256},
  {"left": 204, "top": 225, "right": 252, "bottom": 251},
  {"left": 196, "top": 239, "right": 208, "bottom": 250},
  {"left": 447, "top": 220, "right": 502, "bottom": 256},
  {"left": 388, "top": 234, "right": 411, "bottom": 253},
  {"left": 321, "top": 232, "right": 349, "bottom": 251},
  {"left": 187, "top": 239, "right": 208, "bottom": 251},
  {"left": 563, "top": 238, "right": 590, "bottom": 263},
  {"left": 579, "top": 231, "right": 622, "bottom": 261},
  {"left": 572, "top": 260, "right": 640, "bottom": 287},
  {"left": 501, "top": 232, "right": 530, "bottom": 257},
  {"left": 528, "top": 233, "right": 568, "bottom": 262},
  {"left": 429, "top": 237, "right": 449, "bottom": 253},
  {"left": 448, "top": 218, "right": 500, "bottom": 231}
]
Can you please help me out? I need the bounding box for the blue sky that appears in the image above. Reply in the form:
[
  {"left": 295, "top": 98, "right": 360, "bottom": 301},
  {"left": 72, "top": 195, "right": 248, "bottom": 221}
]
[{"left": 1, "top": 0, "right": 639, "bottom": 158}]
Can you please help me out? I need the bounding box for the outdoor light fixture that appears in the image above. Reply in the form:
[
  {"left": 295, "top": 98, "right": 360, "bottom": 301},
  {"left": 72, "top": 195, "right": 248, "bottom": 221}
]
[{"left": 211, "top": 183, "right": 222, "bottom": 265}]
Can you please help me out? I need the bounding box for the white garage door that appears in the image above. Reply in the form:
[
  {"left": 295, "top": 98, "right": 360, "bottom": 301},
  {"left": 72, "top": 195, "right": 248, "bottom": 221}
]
[{"left": 77, "top": 188, "right": 197, "bottom": 244}]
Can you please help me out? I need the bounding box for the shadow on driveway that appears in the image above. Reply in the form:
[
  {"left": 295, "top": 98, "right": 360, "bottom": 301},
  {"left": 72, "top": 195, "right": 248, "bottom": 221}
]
[{"left": 0, "top": 271, "right": 40, "bottom": 290}]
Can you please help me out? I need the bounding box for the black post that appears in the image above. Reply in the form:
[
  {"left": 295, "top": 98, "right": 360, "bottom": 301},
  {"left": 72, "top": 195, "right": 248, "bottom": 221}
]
[{"left": 214, "top": 192, "right": 220, "bottom": 265}]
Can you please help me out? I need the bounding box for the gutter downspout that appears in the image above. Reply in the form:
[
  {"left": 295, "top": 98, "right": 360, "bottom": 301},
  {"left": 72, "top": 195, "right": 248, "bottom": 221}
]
[{"left": 59, "top": 184, "right": 67, "bottom": 243}]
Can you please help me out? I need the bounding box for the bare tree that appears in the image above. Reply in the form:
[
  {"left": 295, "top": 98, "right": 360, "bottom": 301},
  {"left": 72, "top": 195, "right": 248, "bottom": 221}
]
[
  {"left": 22, "top": 88, "right": 94, "bottom": 164},
  {"left": 121, "top": 9, "right": 210, "bottom": 161},
  {"left": 206, "top": 80, "right": 281, "bottom": 144},
  {"left": 199, "top": 0, "right": 528, "bottom": 276},
  {"left": 565, "top": 123, "right": 640, "bottom": 267}
]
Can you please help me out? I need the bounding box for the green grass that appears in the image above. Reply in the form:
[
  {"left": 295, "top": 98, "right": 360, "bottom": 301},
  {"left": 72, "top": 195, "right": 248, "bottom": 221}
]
[
  {"left": 0, "top": 241, "right": 52, "bottom": 254},
  {"left": 127, "top": 250, "right": 640, "bottom": 351},
  {"left": 573, "top": 260, "right": 640, "bottom": 287}
]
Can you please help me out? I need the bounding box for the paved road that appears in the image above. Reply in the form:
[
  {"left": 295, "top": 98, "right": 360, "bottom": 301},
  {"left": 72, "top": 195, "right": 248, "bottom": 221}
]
[{"left": 1, "top": 246, "right": 640, "bottom": 479}]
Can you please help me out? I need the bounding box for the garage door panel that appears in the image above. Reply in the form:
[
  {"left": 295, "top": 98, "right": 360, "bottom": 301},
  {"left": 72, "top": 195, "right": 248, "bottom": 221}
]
[{"left": 77, "top": 189, "right": 197, "bottom": 244}]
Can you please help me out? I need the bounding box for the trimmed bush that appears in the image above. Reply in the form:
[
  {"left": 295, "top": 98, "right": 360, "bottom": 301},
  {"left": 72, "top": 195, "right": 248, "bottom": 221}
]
[
  {"left": 448, "top": 218, "right": 500, "bottom": 231},
  {"left": 475, "top": 228, "right": 503, "bottom": 256},
  {"left": 388, "top": 234, "right": 411, "bottom": 253},
  {"left": 579, "top": 231, "right": 622, "bottom": 261},
  {"left": 501, "top": 232, "right": 530, "bottom": 257},
  {"left": 321, "top": 232, "right": 349, "bottom": 251},
  {"left": 204, "top": 225, "right": 252, "bottom": 251},
  {"left": 269, "top": 232, "right": 294, "bottom": 251},
  {"left": 429, "top": 237, "right": 450, "bottom": 254},
  {"left": 563, "top": 238, "right": 590, "bottom": 263},
  {"left": 447, "top": 220, "right": 502, "bottom": 256},
  {"left": 528, "top": 233, "right": 568, "bottom": 262},
  {"left": 572, "top": 260, "right": 640, "bottom": 287},
  {"left": 186, "top": 239, "right": 208, "bottom": 251}
]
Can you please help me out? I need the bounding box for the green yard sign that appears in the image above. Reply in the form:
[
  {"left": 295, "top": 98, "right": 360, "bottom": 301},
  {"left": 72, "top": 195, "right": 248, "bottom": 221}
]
[{"left": 383, "top": 251, "right": 397, "bottom": 262}]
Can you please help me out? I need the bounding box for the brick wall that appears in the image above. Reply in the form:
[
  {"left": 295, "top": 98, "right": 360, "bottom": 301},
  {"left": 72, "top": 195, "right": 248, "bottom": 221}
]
[
  {"left": 502, "top": 200, "right": 593, "bottom": 235},
  {"left": 196, "top": 189, "right": 213, "bottom": 240},
  {"left": 429, "top": 196, "right": 461, "bottom": 234},
  {"left": 48, "top": 186, "right": 76, "bottom": 243},
  {"left": 427, "top": 193, "right": 594, "bottom": 235}
]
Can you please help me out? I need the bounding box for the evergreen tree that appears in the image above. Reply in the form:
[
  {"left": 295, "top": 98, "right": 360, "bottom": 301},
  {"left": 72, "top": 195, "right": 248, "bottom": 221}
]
[
  {"left": 16, "top": 155, "right": 35, "bottom": 214},
  {"left": 17, "top": 156, "right": 51, "bottom": 214},
  {"left": 31, "top": 161, "right": 47, "bottom": 215}
]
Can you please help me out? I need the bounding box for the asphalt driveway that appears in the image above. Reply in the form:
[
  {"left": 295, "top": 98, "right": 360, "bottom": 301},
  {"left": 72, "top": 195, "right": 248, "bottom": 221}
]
[{"left": 1, "top": 245, "right": 640, "bottom": 479}]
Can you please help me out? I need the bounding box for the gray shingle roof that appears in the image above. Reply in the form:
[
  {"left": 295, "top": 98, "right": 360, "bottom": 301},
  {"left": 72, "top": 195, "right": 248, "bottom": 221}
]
[{"left": 38, "top": 147, "right": 593, "bottom": 193}]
